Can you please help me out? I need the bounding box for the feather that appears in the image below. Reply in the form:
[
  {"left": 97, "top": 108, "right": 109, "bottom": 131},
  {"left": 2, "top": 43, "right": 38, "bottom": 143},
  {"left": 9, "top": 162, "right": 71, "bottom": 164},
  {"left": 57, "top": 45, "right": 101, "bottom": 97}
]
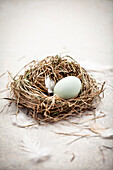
[
  {"left": 89, "top": 123, "right": 113, "bottom": 139},
  {"left": 94, "top": 109, "right": 105, "bottom": 118},
  {"left": 20, "top": 136, "right": 51, "bottom": 163},
  {"left": 12, "top": 112, "right": 38, "bottom": 128},
  {"left": 45, "top": 76, "right": 55, "bottom": 93}
]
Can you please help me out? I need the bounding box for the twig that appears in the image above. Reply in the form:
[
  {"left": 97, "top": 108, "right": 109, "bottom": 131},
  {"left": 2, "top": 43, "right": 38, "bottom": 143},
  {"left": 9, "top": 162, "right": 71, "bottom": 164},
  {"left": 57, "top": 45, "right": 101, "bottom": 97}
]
[
  {"left": 0, "top": 89, "right": 9, "bottom": 93},
  {"left": 7, "top": 70, "right": 14, "bottom": 80},
  {"left": 99, "top": 145, "right": 113, "bottom": 162},
  {"left": 13, "top": 122, "right": 38, "bottom": 128},
  {"left": 17, "top": 56, "right": 26, "bottom": 61},
  {"left": 69, "top": 114, "right": 105, "bottom": 125},
  {"left": 65, "top": 151, "right": 75, "bottom": 162},
  {"left": 0, "top": 72, "right": 6, "bottom": 78},
  {"left": 70, "top": 152, "right": 75, "bottom": 162},
  {"left": 0, "top": 103, "right": 10, "bottom": 113},
  {"left": 67, "top": 136, "right": 88, "bottom": 145}
]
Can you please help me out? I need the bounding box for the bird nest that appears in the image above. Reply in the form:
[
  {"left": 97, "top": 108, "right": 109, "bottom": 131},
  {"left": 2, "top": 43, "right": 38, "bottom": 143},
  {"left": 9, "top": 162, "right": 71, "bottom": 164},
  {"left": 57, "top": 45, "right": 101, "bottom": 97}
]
[{"left": 9, "top": 55, "right": 105, "bottom": 123}]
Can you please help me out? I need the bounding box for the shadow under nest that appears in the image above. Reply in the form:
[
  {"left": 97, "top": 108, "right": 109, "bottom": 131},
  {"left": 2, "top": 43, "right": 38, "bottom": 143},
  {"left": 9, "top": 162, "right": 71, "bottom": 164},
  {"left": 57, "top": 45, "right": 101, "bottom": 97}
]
[{"left": 9, "top": 55, "right": 105, "bottom": 123}]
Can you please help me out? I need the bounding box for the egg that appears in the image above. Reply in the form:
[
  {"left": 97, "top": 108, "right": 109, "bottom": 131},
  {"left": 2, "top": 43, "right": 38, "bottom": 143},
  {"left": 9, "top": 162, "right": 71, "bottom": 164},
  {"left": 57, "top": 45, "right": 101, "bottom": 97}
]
[{"left": 53, "top": 76, "right": 82, "bottom": 99}]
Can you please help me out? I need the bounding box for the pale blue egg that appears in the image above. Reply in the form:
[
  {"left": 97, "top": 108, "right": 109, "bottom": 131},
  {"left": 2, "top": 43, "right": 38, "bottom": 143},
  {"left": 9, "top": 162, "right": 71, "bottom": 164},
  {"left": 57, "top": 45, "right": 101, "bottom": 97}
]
[{"left": 54, "top": 76, "right": 82, "bottom": 99}]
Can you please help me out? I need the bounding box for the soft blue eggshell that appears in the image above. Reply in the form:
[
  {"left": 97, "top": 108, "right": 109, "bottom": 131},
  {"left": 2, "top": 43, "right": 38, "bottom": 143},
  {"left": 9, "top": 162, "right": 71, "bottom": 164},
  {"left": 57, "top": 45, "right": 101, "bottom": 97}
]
[{"left": 54, "top": 76, "right": 82, "bottom": 99}]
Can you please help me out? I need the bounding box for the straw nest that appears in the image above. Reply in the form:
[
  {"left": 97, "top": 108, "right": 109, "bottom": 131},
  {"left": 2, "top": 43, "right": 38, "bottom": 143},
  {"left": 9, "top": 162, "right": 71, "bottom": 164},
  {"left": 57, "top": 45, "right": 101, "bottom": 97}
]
[{"left": 9, "top": 55, "right": 105, "bottom": 123}]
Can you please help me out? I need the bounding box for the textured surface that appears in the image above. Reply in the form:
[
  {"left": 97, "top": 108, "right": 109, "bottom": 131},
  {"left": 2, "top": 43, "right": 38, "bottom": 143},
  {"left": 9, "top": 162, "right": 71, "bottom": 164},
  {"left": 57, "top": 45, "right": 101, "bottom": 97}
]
[{"left": 0, "top": 0, "right": 113, "bottom": 170}]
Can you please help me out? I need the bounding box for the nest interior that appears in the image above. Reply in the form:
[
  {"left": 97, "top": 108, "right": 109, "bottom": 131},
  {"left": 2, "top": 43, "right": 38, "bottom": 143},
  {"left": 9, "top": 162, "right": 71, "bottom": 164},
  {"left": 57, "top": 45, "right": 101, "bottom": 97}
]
[{"left": 10, "top": 55, "right": 104, "bottom": 123}]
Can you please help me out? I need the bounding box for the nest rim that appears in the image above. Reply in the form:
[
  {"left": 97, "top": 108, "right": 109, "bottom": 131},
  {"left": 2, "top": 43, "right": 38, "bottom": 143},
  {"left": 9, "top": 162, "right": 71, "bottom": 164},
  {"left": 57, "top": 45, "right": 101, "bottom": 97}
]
[{"left": 9, "top": 55, "right": 105, "bottom": 123}]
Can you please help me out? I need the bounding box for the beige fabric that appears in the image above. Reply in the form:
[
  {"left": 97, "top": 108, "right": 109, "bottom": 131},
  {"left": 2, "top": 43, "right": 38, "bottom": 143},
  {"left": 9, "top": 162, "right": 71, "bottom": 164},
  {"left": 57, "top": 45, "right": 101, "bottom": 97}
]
[{"left": 0, "top": 0, "right": 113, "bottom": 170}]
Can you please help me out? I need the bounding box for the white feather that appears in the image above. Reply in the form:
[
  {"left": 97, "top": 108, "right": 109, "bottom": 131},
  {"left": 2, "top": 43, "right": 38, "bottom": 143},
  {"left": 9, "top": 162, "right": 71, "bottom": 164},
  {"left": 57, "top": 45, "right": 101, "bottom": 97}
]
[
  {"left": 89, "top": 123, "right": 113, "bottom": 139},
  {"left": 94, "top": 109, "right": 102, "bottom": 117},
  {"left": 20, "top": 136, "right": 51, "bottom": 162},
  {"left": 45, "top": 76, "right": 55, "bottom": 93},
  {"left": 100, "top": 128, "right": 113, "bottom": 138}
]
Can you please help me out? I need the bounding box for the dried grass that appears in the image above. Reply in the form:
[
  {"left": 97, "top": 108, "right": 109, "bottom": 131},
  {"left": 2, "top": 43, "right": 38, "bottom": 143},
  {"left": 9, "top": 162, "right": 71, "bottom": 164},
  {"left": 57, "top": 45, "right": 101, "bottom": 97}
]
[
  {"left": 8, "top": 55, "right": 105, "bottom": 123},
  {"left": 99, "top": 145, "right": 113, "bottom": 162}
]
